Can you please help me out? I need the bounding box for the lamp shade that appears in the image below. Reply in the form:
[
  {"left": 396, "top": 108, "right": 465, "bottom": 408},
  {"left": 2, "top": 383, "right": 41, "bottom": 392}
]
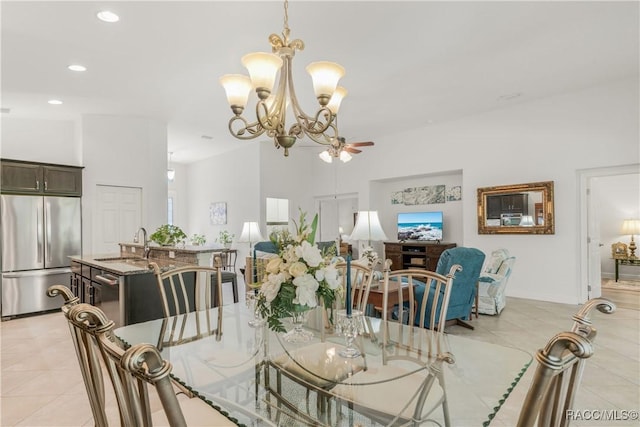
[
  {"left": 339, "top": 150, "right": 352, "bottom": 163},
  {"left": 319, "top": 150, "right": 332, "bottom": 163},
  {"left": 621, "top": 219, "right": 640, "bottom": 235},
  {"left": 326, "top": 86, "right": 347, "bottom": 114},
  {"left": 242, "top": 52, "right": 283, "bottom": 94},
  {"left": 349, "top": 211, "right": 387, "bottom": 243},
  {"left": 306, "top": 61, "right": 345, "bottom": 101},
  {"left": 238, "top": 221, "right": 263, "bottom": 243},
  {"left": 219, "top": 74, "right": 252, "bottom": 108}
]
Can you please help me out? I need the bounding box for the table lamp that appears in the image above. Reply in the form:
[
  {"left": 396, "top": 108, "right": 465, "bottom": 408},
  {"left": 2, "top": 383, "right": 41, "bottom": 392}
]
[
  {"left": 349, "top": 211, "right": 387, "bottom": 264},
  {"left": 621, "top": 219, "right": 640, "bottom": 259},
  {"left": 238, "top": 221, "right": 264, "bottom": 284}
]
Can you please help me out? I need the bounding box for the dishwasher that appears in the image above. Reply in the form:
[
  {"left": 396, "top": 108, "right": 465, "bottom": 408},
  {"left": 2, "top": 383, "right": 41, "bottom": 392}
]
[{"left": 92, "top": 273, "right": 123, "bottom": 328}]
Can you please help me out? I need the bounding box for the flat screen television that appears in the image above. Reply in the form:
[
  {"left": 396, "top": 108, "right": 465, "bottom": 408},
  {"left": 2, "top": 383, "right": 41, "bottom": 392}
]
[{"left": 397, "top": 211, "right": 443, "bottom": 241}]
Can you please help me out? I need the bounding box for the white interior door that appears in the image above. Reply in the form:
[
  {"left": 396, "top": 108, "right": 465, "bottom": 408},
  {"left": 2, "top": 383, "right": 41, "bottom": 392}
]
[
  {"left": 93, "top": 185, "right": 142, "bottom": 254},
  {"left": 587, "top": 178, "right": 602, "bottom": 298}
]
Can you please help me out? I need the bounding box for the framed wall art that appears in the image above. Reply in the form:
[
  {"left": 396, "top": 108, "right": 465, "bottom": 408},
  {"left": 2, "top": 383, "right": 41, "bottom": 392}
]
[{"left": 209, "top": 202, "right": 227, "bottom": 225}]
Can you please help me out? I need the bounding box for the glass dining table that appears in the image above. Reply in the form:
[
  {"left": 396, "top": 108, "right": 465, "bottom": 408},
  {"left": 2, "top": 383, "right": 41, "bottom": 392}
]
[{"left": 114, "top": 303, "right": 532, "bottom": 426}]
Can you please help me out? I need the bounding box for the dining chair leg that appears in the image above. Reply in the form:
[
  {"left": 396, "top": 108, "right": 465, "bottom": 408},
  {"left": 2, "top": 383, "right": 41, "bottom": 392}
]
[{"left": 232, "top": 276, "right": 239, "bottom": 303}]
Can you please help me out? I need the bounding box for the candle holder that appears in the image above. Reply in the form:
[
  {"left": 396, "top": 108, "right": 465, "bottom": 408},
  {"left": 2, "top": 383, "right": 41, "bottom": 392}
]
[
  {"left": 335, "top": 309, "right": 365, "bottom": 358},
  {"left": 245, "top": 291, "right": 265, "bottom": 328}
]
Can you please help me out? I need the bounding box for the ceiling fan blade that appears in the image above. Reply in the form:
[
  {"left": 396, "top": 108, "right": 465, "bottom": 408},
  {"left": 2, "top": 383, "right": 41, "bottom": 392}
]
[
  {"left": 344, "top": 147, "right": 362, "bottom": 154},
  {"left": 348, "top": 141, "right": 374, "bottom": 147}
]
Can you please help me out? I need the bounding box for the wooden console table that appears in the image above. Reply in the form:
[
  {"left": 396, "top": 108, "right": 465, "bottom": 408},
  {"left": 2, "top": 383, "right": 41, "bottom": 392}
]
[
  {"left": 384, "top": 241, "right": 456, "bottom": 271},
  {"left": 614, "top": 257, "right": 640, "bottom": 281}
]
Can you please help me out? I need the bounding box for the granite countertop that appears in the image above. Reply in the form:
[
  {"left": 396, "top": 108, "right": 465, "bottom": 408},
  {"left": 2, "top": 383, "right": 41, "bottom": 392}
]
[
  {"left": 119, "top": 242, "right": 226, "bottom": 253},
  {"left": 69, "top": 254, "right": 191, "bottom": 276}
]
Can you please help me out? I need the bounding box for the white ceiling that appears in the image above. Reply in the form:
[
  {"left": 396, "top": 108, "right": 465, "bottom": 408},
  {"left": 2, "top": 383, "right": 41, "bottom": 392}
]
[{"left": 2, "top": 1, "right": 638, "bottom": 164}]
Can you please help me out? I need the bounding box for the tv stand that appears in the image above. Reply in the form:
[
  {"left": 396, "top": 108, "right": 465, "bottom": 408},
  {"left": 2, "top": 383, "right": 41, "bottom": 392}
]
[{"left": 384, "top": 241, "right": 456, "bottom": 271}]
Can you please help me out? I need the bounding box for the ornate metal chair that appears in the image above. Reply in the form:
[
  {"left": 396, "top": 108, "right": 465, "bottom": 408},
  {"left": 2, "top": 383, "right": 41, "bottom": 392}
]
[
  {"left": 331, "top": 261, "right": 460, "bottom": 426},
  {"left": 517, "top": 298, "right": 616, "bottom": 427},
  {"left": 150, "top": 258, "right": 223, "bottom": 317},
  {"left": 213, "top": 249, "right": 239, "bottom": 305},
  {"left": 47, "top": 285, "right": 236, "bottom": 426}
]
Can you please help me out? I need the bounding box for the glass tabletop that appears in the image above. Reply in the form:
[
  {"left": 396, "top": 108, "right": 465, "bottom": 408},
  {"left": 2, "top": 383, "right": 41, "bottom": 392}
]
[{"left": 115, "top": 304, "right": 532, "bottom": 426}]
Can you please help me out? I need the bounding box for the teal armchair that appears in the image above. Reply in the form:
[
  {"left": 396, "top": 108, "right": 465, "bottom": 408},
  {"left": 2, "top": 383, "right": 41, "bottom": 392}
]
[{"left": 414, "top": 247, "right": 485, "bottom": 330}]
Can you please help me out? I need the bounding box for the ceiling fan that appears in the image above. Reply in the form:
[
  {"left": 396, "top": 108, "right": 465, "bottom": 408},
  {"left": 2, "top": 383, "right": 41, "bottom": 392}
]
[{"left": 319, "top": 137, "right": 375, "bottom": 163}]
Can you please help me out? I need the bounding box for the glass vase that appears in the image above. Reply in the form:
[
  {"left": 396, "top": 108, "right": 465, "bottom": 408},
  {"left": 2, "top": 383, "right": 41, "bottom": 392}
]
[
  {"left": 336, "top": 309, "right": 365, "bottom": 358},
  {"left": 245, "top": 291, "right": 265, "bottom": 328},
  {"left": 283, "top": 309, "right": 314, "bottom": 343}
]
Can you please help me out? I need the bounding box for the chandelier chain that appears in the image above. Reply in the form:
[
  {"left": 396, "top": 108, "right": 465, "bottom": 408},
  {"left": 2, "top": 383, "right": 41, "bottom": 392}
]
[{"left": 283, "top": 0, "right": 289, "bottom": 33}]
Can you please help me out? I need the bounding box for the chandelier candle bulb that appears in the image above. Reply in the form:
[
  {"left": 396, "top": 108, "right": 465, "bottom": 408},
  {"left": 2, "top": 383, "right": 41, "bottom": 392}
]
[{"left": 346, "top": 254, "right": 352, "bottom": 316}]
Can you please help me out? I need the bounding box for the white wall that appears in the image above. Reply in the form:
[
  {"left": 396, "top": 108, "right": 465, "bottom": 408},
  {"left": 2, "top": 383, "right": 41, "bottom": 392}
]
[
  {"left": 185, "top": 143, "right": 261, "bottom": 265},
  {"left": 299, "top": 77, "right": 638, "bottom": 305},
  {"left": 81, "top": 115, "right": 168, "bottom": 253},
  {"left": 1, "top": 117, "right": 81, "bottom": 165},
  {"left": 593, "top": 173, "right": 640, "bottom": 280}
]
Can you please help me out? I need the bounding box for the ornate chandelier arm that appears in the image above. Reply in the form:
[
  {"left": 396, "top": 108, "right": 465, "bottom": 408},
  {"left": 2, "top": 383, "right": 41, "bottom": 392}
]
[{"left": 228, "top": 115, "right": 266, "bottom": 140}]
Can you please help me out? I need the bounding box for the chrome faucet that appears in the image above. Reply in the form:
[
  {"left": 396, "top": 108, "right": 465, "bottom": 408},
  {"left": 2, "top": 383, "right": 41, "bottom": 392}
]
[{"left": 137, "top": 227, "right": 150, "bottom": 259}]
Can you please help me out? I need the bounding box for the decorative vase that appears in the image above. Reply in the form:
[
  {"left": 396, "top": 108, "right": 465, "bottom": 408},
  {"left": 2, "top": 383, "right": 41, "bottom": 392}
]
[
  {"left": 283, "top": 308, "right": 314, "bottom": 343},
  {"left": 336, "top": 309, "right": 365, "bottom": 358}
]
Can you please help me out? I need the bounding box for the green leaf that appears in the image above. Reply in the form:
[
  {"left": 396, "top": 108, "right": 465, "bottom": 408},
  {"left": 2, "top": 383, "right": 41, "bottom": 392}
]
[{"left": 307, "top": 213, "right": 319, "bottom": 245}]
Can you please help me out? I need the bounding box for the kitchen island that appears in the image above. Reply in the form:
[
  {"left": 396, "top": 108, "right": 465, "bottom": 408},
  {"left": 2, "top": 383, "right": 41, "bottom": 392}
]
[
  {"left": 69, "top": 244, "right": 226, "bottom": 327},
  {"left": 69, "top": 254, "right": 185, "bottom": 328}
]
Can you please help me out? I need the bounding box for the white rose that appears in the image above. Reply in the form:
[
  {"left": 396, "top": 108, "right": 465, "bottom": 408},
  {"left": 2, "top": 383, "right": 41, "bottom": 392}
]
[
  {"left": 288, "top": 261, "right": 307, "bottom": 278},
  {"left": 265, "top": 257, "right": 284, "bottom": 274},
  {"left": 292, "top": 274, "right": 319, "bottom": 307},
  {"left": 316, "top": 264, "right": 340, "bottom": 290},
  {"left": 295, "top": 241, "right": 323, "bottom": 268},
  {"left": 260, "top": 273, "right": 284, "bottom": 303}
]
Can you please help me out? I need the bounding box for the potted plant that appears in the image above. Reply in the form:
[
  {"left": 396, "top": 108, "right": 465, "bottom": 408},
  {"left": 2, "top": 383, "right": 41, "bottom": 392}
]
[
  {"left": 190, "top": 233, "right": 206, "bottom": 246},
  {"left": 149, "top": 224, "right": 187, "bottom": 246},
  {"left": 217, "top": 230, "right": 234, "bottom": 248}
]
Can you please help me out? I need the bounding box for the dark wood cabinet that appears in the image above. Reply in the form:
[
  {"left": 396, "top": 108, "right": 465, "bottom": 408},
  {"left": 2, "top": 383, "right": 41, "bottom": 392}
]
[
  {"left": 486, "top": 193, "right": 528, "bottom": 219},
  {"left": 384, "top": 241, "right": 456, "bottom": 271},
  {"left": 1, "top": 159, "right": 83, "bottom": 196}
]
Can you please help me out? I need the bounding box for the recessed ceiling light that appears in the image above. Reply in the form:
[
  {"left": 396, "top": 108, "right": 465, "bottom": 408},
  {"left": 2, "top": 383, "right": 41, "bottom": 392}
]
[
  {"left": 97, "top": 10, "right": 119, "bottom": 23},
  {"left": 68, "top": 64, "right": 87, "bottom": 72},
  {"left": 48, "top": 99, "right": 63, "bottom": 105}
]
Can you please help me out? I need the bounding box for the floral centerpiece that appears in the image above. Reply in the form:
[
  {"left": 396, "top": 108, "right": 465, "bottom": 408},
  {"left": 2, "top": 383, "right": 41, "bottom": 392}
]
[{"left": 254, "top": 211, "right": 341, "bottom": 336}]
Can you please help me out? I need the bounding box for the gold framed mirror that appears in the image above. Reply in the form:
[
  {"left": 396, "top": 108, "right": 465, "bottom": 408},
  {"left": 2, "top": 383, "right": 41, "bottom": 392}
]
[{"left": 477, "top": 181, "right": 555, "bottom": 234}]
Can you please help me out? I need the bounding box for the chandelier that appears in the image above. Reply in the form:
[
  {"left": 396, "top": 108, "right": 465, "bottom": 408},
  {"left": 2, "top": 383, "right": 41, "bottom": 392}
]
[{"left": 219, "top": 0, "right": 347, "bottom": 157}]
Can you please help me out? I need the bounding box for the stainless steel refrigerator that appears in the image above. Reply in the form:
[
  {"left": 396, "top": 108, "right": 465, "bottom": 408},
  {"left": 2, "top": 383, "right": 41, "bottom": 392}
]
[{"left": 1, "top": 195, "right": 81, "bottom": 317}]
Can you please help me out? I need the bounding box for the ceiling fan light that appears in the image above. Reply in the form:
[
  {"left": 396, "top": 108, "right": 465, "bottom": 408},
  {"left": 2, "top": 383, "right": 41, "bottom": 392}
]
[
  {"left": 339, "top": 150, "right": 352, "bottom": 163},
  {"left": 306, "top": 61, "right": 345, "bottom": 104},
  {"left": 220, "top": 74, "right": 252, "bottom": 110},
  {"left": 327, "top": 86, "right": 347, "bottom": 114},
  {"left": 319, "top": 150, "right": 333, "bottom": 163},
  {"left": 242, "top": 52, "right": 283, "bottom": 97}
]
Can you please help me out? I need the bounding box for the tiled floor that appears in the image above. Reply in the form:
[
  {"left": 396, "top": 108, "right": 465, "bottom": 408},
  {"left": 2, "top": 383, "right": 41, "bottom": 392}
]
[{"left": 1, "top": 294, "right": 638, "bottom": 426}]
